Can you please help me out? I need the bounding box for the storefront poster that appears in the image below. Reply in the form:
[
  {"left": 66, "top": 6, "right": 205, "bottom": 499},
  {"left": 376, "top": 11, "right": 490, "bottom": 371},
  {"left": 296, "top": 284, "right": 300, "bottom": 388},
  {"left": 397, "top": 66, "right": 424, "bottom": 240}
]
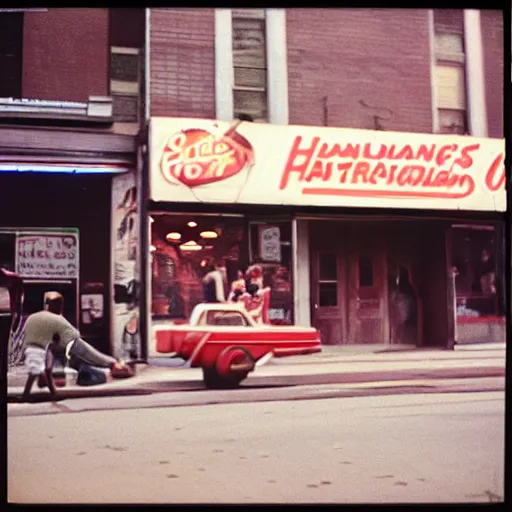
[
  {"left": 111, "top": 171, "right": 140, "bottom": 360},
  {"left": 15, "top": 232, "right": 79, "bottom": 279},
  {"left": 259, "top": 226, "right": 281, "bottom": 262},
  {"left": 81, "top": 293, "right": 104, "bottom": 324},
  {"left": 149, "top": 118, "right": 506, "bottom": 212}
]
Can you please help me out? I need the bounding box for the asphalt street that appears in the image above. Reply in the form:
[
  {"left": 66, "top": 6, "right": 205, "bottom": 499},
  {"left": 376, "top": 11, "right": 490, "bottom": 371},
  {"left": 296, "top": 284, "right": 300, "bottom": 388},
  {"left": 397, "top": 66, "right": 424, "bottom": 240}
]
[{"left": 7, "top": 391, "right": 505, "bottom": 504}]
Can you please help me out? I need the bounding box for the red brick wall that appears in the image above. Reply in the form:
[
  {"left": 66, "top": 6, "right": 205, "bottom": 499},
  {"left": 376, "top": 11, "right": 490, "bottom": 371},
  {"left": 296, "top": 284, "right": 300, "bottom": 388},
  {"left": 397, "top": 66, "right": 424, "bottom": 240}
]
[
  {"left": 480, "top": 10, "right": 503, "bottom": 139},
  {"left": 286, "top": 9, "right": 433, "bottom": 133},
  {"left": 150, "top": 8, "right": 215, "bottom": 118},
  {"left": 22, "top": 9, "right": 109, "bottom": 102}
]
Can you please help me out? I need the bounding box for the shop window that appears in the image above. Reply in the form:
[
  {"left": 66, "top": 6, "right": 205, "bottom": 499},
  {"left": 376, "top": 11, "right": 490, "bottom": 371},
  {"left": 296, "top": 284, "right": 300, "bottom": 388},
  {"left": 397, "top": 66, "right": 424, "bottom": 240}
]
[
  {"left": 151, "top": 214, "right": 247, "bottom": 321},
  {"left": 249, "top": 221, "right": 293, "bottom": 324},
  {"left": 359, "top": 257, "right": 374, "bottom": 287},
  {"left": 452, "top": 225, "right": 503, "bottom": 318}
]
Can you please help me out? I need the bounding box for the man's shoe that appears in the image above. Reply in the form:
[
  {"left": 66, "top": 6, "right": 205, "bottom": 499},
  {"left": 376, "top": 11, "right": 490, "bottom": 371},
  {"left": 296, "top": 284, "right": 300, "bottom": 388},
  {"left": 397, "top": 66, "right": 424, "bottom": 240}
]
[
  {"left": 37, "top": 373, "right": 48, "bottom": 388},
  {"left": 110, "top": 360, "right": 134, "bottom": 379}
]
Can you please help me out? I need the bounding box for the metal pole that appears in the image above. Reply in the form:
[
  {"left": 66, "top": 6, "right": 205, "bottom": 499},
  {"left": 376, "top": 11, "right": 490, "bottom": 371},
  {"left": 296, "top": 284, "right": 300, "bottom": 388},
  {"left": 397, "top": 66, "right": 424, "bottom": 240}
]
[{"left": 452, "top": 267, "right": 458, "bottom": 347}]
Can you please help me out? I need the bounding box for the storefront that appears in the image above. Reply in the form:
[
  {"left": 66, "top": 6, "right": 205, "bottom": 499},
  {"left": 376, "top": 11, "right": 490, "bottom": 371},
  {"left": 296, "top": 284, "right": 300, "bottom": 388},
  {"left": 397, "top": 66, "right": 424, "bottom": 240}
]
[
  {"left": 141, "top": 117, "right": 505, "bottom": 355},
  {"left": 0, "top": 123, "right": 139, "bottom": 365}
]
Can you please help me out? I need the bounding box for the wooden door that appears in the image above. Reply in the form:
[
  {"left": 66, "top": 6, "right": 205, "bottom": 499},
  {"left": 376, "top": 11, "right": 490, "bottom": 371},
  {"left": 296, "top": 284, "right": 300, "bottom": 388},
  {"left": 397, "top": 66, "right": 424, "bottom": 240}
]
[
  {"left": 311, "top": 251, "right": 345, "bottom": 345},
  {"left": 347, "top": 246, "right": 388, "bottom": 344}
]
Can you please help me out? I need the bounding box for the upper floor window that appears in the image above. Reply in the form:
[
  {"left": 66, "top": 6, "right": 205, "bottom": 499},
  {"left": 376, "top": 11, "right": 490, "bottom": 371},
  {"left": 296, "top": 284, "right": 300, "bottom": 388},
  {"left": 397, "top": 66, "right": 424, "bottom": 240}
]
[
  {"left": 232, "top": 9, "right": 268, "bottom": 122},
  {"left": 109, "top": 8, "right": 145, "bottom": 124},
  {"left": 110, "top": 46, "right": 142, "bottom": 123},
  {"left": 0, "top": 12, "right": 24, "bottom": 98},
  {"left": 433, "top": 9, "right": 467, "bottom": 135}
]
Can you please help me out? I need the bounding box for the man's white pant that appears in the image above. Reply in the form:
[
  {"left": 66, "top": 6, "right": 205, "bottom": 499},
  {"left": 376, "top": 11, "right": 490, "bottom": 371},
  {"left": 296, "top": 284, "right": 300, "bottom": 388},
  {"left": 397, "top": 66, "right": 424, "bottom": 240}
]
[{"left": 24, "top": 345, "right": 53, "bottom": 376}]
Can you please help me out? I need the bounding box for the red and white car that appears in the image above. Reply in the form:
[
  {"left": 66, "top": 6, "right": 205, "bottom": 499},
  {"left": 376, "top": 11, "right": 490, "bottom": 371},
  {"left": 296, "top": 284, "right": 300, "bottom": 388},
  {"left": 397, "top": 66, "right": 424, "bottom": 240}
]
[{"left": 154, "top": 302, "right": 322, "bottom": 389}]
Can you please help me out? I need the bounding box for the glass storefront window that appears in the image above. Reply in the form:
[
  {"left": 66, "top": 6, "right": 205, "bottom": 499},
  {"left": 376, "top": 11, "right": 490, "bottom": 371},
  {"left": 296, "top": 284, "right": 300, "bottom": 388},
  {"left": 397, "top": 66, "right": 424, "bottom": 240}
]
[
  {"left": 452, "top": 225, "right": 503, "bottom": 318},
  {"left": 150, "top": 215, "right": 247, "bottom": 320},
  {"left": 150, "top": 215, "right": 295, "bottom": 325},
  {"left": 249, "top": 221, "right": 293, "bottom": 324}
]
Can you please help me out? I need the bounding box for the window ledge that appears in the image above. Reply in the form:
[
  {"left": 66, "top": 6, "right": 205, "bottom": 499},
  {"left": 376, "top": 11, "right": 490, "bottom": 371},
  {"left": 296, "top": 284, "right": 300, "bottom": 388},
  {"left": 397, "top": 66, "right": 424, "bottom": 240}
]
[
  {"left": 233, "top": 85, "right": 266, "bottom": 93},
  {"left": 435, "top": 53, "right": 465, "bottom": 64}
]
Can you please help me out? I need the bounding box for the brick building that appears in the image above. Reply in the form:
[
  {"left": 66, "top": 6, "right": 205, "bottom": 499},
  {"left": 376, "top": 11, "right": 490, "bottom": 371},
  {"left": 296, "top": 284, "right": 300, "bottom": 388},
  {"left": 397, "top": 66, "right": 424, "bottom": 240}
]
[
  {"left": 1, "top": 8, "right": 504, "bottom": 368},
  {"left": 0, "top": 8, "right": 146, "bottom": 362},
  {"left": 148, "top": 8, "right": 502, "bottom": 138},
  {"left": 144, "top": 8, "right": 505, "bottom": 356}
]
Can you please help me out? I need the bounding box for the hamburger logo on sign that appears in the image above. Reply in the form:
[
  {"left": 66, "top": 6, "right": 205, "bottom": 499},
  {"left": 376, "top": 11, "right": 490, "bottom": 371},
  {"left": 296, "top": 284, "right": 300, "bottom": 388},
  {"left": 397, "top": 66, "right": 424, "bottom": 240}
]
[{"left": 160, "top": 123, "right": 255, "bottom": 188}]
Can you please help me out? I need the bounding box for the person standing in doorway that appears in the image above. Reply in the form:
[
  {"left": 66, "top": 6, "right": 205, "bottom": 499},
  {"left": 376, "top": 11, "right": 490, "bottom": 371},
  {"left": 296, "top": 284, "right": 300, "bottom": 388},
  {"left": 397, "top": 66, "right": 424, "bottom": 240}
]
[
  {"left": 202, "top": 261, "right": 226, "bottom": 303},
  {"left": 389, "top": 266, "right": 417, "bottom": 344},
  {"left": 475, "top": 248, "right": 496, "bottom": 294}
]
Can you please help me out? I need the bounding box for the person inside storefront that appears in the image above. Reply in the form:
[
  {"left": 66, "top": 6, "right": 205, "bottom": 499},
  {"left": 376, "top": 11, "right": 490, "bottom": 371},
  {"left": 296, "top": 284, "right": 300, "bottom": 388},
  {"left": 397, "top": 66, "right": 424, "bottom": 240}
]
[
  {"left": 241, "top": 283, "right": 264, "bottom": 323},
  {"left": 228, "top": 270, "right": 246, "bottom": 302},
  {"left": 272, "top": 265, "right": 291, "bottom": 293},
  {"left": 21, "top": 292, "right": 132, "bottom": 400},
  {"left": 202, "top": 261, "right": 226, "bottom": 303},
  {"left": 240, "top": 282, "right": 271, "bottom": 324},
  {"left": 474, "top": 248, "right": 496, "bottom": 294},
  {"left": 389, "top": 265, "right": 417, "bottom": 344},
  {"left": 246, "top": 264, "right": 264, "bottom": 290}
]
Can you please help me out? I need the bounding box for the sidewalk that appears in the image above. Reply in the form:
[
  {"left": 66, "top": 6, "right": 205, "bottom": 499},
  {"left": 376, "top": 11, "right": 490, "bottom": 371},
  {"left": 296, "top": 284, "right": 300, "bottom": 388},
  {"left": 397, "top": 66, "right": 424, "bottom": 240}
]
[{"left": 7, "top": 342, "right": 506, "bottom": 401}]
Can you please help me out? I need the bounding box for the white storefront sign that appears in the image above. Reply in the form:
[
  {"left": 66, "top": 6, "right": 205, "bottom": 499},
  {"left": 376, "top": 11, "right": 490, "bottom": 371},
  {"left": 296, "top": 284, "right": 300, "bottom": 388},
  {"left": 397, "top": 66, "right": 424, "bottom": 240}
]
[
  {"left": 149, "top": 117, "right": 506, "bottom": 212},
  {"left": 15, "top": 232, "right": 79, "bottom": 279}
]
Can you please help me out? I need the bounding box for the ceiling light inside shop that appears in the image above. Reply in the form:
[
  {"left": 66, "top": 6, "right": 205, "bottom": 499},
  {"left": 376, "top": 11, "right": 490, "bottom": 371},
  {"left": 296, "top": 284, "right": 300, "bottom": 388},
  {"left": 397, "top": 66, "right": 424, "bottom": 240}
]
[
  {"left": 200, "top": 230, "right": 218, "bottom": 239},
  {"left": 166, "top": 232, "right": 182, "bottom": 241},
  {"left": 180, "top": 241, "right": 202, "bottom": 251},
  {"left": 150, "top": 245, "right": 156, "bottom": 252},
  {"left": 187, "top": 221, "right": 198, "bottom": 227}
]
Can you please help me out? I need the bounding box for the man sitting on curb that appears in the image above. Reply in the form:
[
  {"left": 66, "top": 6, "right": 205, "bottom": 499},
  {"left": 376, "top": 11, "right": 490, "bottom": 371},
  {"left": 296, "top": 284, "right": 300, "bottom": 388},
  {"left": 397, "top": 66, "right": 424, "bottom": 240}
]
[{"left": 21, "top": 291, "right": 132, "bottom": 401}]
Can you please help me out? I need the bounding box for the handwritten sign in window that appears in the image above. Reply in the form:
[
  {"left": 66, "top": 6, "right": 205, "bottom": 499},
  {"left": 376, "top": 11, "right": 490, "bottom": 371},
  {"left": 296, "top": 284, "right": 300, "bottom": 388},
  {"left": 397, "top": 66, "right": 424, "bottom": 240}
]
[
  {"left": 16, "top": 234, "right": 79, "bottom": 279},
  {"left": 259, "top": 226, "right": 281, "bottom": 262}
]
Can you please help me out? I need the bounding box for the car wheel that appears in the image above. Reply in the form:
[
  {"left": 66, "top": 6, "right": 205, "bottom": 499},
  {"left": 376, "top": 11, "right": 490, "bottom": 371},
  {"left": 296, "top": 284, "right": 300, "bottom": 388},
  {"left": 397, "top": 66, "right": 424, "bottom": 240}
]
[{"left": 202, "top": 366, "right": 249, "bottom": 389}]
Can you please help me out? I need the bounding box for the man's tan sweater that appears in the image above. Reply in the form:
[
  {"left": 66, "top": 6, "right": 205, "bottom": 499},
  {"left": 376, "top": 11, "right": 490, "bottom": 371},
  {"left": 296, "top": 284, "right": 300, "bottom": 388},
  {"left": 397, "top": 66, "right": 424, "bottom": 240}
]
[{"left": 22, "top": 310, "right": 80, "bottom": 350}]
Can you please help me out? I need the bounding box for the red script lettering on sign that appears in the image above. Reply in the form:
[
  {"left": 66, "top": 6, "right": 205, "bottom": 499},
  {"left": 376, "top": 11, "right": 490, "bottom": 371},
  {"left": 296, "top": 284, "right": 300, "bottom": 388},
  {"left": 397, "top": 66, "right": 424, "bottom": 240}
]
[
  {"left": 278, "top": 136, "right": 488, "bottom": 200},
  {"left": 160, "top": 128, "right": 254, "bottom": 188}
]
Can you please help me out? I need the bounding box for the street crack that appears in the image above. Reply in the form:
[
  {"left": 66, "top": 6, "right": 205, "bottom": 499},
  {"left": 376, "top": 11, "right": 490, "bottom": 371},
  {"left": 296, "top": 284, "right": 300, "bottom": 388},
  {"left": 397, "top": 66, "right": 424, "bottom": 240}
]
[{"left": 102, "top": 444, "right": 127, "bottom": 452}]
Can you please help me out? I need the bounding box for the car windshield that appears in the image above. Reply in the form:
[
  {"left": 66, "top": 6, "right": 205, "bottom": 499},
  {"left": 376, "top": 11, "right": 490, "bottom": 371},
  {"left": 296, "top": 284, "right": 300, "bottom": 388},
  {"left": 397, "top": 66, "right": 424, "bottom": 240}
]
[{"left": 206, "top": 311, "right": 248, "bottom": 326}]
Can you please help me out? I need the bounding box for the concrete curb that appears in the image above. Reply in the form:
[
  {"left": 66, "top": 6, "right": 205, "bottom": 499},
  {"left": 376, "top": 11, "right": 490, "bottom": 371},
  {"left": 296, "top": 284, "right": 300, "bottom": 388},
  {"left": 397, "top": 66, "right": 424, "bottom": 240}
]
[
  {"left": 7, "top": 378, "right": 504, "bottom": 417},
  {"left": 7, "top": 365, "right": 505, "bottom": 403},
  {"left": 7, "top": 347, "right": 505, "bottom": 402}
]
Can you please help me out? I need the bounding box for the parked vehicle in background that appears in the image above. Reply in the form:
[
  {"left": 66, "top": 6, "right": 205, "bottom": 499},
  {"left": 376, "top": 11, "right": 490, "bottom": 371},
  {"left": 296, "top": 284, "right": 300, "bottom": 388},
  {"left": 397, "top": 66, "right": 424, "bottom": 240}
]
[{"left": 153, "top": 302, "right": 321, "bottom": 389}]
